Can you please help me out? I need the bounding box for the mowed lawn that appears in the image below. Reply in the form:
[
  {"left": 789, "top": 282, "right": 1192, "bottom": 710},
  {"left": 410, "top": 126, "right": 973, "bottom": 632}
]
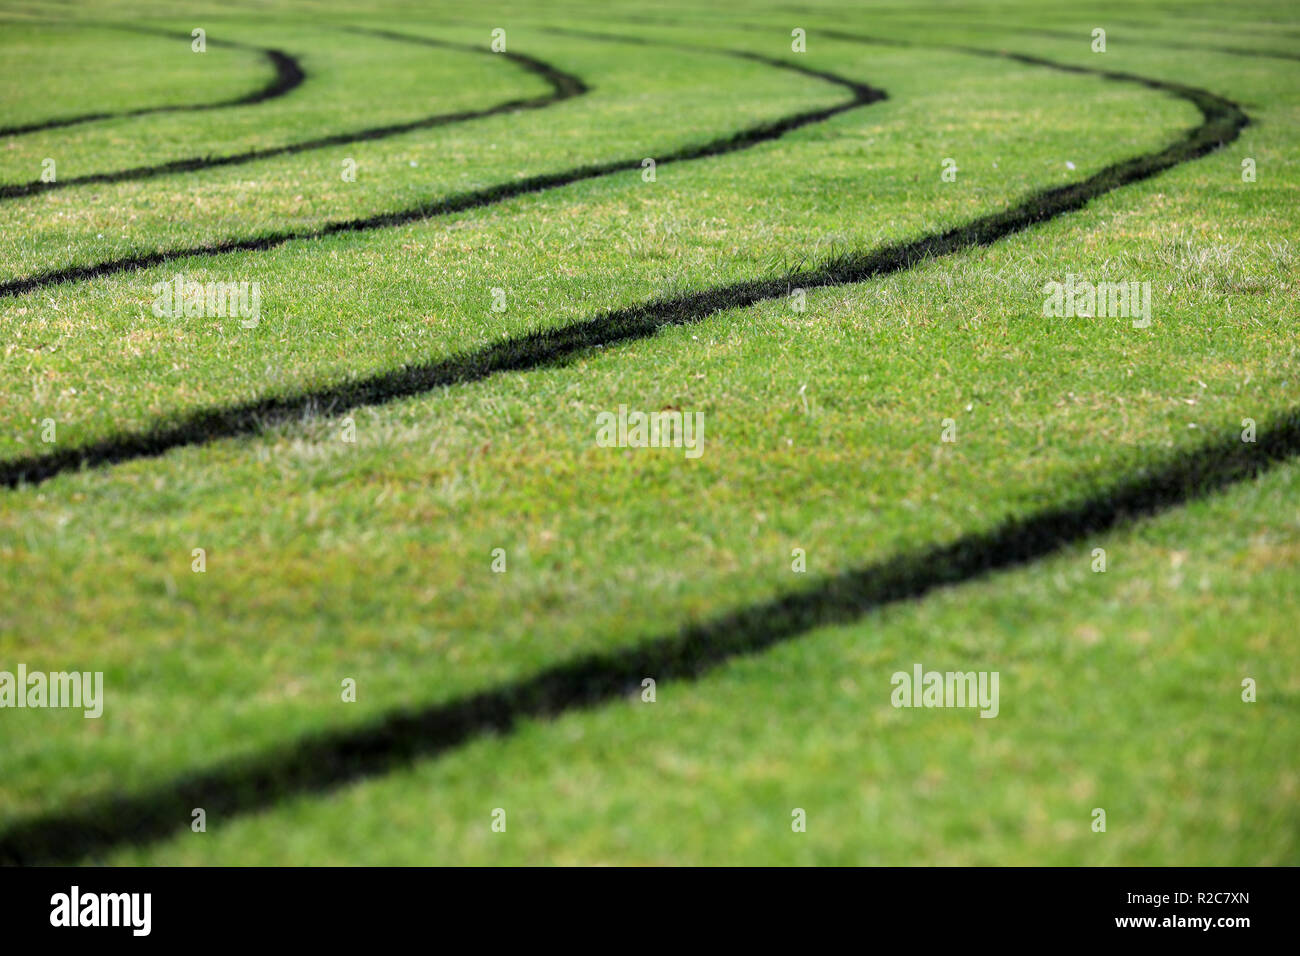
[{"left": 0, "top": 0, "right": 1296, "bottom": 864}]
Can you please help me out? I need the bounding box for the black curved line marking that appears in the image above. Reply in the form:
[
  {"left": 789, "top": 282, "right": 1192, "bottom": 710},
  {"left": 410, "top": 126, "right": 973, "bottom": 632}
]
[
  {"left": 2, "top": 411, "right": 1295, "bottom": 865},
  {"left": 866, "top": 16, "right": 1300, "bottom": 63},
  {"left": 0, "top": 39, "right": 880, "bottom": 300},
  {"left": 578, "top": 7, "right": 1300, "bottom": 63},
  {"left": 0, "top": 27, "right": 588, "bottom": 202},
  {"left": 0, "top": 42, "right": 882, "bottom": 491},
  {"left": 798, "top": 4, "right": 1300, "bottom": 42},
  {"left": 0, "top": 24, "right": 304, "bottom": 138},
  {"left": 1106, "top": 14, "right": 1300, "bottom": 42},
  {"left": 0, "top": 45, "right": 1261, "bottom": 864},
  {"left": 0, "top": 40, "right": 1246, "bottom": 490}
]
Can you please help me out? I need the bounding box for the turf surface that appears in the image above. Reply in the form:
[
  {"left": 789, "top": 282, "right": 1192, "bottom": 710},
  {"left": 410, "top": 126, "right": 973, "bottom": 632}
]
[{"left": 0, "top": 0, "right": 1296, "bottom": 864}]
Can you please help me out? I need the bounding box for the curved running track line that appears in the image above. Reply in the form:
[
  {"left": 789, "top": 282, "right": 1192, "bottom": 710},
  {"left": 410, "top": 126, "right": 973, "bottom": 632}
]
[
  {"left": 0, "top": 36, "right": 1244, "bottom": 489},
  {"left": 553, "top": 8, "right": 1300, "bottom": 62},
  {"left": 0, "top": 39, "right": 1271, "bottom": 865},
  {"left": 0, "top": 27, "right": 588, "bottom": 202},
  {"left": 0, "top": 23, "right": 304, "bottom": 138},
  {"left": 3, "top": 410, "right": 1296, "bottom": 865},
  {"left": 0, "top": 35, "right": 883, "bottom": 491},
  {"left": 822, "top": 15, "right": 1300, "bottom": 63},
  {"left": 0, "top": 36, "right": 881, "bottom": 299}
]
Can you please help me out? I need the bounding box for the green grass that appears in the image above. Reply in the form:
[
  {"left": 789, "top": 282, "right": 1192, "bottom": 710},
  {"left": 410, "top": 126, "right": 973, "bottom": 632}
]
[
  {"left": 0, "top": 0, "right": 1296, "bottom": 865},
  {"left": 0, "top": 20, "right": 267, "bottom": 129}
]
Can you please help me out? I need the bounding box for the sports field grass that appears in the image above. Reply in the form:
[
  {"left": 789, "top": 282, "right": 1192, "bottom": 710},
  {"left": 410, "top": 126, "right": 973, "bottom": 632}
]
[{"left": 0, "top": 0, "right": 1296, "bottom": 865}]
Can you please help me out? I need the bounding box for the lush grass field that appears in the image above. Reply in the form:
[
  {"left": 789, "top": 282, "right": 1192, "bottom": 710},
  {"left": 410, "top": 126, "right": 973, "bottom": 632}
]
[{"left": 0, "top": 0, "right": 1296, "bottom": 864}]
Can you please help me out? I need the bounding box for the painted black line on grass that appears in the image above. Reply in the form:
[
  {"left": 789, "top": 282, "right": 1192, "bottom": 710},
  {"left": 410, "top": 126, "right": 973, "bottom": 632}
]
[
  {"left": 807, "top": 6, "right": 1300, "bottom": 62},
  {"left": 1106, "top": 13, "right": 1300, "bottom": 43},
  {"left": 0, "top": 42, "right": 1245, "bottom": 490},
  {"left": 0, "top": 28, "right": 588, "bottom": 201},
  {"left": 829, "top": 15, "right": 1300, "bottom": 63},
  {"left": 553, "top": 7, "right": 1300, "bottom": 62},
  {"left": 0, "top": 40, "right": 881, "bottom": 301},
  {"left": 2, "top": 409, "right": 1295, "bottom": 865},
  {"left": 0, "top": 24, "right": 304, "bottom": 138},
  {"left": 0, "top": 40, "right": 1260, "bottom": 864}
]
